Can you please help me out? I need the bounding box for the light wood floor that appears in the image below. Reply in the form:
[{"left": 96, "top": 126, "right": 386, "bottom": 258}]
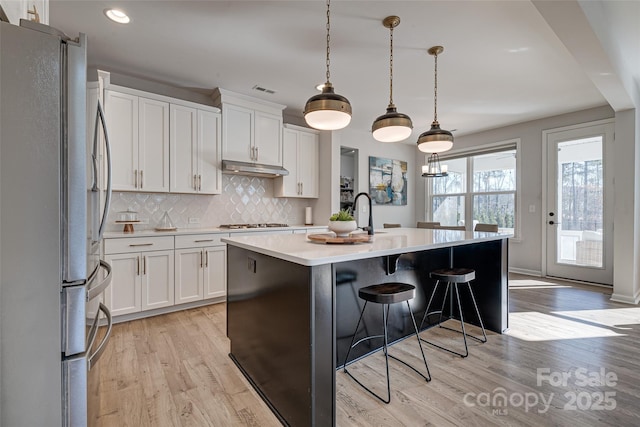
[{"left": 95, "top": 275, "right": 640, "bottom": 426}]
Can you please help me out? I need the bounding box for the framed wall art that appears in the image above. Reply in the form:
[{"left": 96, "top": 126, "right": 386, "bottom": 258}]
[{"left": 369, "top": 156, "right": 407, "bottom": 205}]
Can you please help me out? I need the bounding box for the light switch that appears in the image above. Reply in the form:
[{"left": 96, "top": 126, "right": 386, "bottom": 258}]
[{"left": 529, "top": 204, "right": 536, "bottom": 213}]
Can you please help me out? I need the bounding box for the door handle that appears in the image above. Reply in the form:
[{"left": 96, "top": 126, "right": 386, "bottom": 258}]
[{"left": 548, "top": 220, "right": 561, "bottom": 225}]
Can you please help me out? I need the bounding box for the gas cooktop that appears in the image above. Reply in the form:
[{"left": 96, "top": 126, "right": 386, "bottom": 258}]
[{"left": 219, "top": 223, "right": 289, "bottom": 229}]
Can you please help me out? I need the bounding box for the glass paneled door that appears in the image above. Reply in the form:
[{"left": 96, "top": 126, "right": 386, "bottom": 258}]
[{"left": 545, "top": 121, "right": 614, "bottom": 285}]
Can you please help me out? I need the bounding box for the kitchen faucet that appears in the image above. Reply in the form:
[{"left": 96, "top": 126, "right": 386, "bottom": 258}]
[{"left": 351, "top": 192, "right": 374, "bottom": 235}]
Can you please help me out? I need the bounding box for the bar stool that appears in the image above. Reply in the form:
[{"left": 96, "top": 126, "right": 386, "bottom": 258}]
[
  {"left": 419, "top": 268, "right": 487, "bottom": 358},
  {"left": 343, "top": 282, "right": 431, "bottom": 404}
]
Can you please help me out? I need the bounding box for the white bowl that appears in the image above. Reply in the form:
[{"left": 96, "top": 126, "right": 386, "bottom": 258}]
[{"left": 328, "top": 220, "right": 358, "bottom": 237}]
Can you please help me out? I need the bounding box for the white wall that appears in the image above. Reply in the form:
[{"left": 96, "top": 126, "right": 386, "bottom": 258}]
[{"left": 415, "top": 105, "right": 614, "bottom": 275}]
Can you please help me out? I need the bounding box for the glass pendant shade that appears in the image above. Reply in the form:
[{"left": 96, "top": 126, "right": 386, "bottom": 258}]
[
  {"left": 417, "top": 121, "right": 454, "bottom": 153},
  {"left": 304, "top": 83, "right": 352, "bottom": 130},
  {"left": 372, "top": 106, "right": 413, "bottom": 142}
]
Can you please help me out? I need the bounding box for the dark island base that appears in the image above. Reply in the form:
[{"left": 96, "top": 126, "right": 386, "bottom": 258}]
[{"left": 227, "top": 238, "right": 508, "bottom": 426}]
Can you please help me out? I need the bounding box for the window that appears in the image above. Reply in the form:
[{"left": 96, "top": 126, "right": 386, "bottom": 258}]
[{"left": 427, "top": 141, "right": 519, "bottom": 236}]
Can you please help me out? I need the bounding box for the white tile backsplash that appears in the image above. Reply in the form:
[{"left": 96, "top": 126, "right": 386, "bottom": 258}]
[{"left": 107, "top": 174, "right": 309, "bottom": 232}]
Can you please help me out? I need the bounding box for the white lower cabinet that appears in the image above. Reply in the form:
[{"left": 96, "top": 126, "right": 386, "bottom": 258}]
[
  {"left": 174, "top": 233, "right": 227, "bottom": 304},
  {"left": 104, "top": 236, "right": 175, "bottom": 317}
]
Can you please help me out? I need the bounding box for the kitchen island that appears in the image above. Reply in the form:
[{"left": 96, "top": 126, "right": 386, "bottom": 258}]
[{"left": 223, "top": 228, "right": 510, "bottom": 427}]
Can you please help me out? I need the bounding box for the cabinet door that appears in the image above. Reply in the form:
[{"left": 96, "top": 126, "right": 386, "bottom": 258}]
[
  {"left": 138, "top": 97, "right": 169, "bottom": 192},
  {"left": 105, "top": 91, "right": 138, "bottom": 191},
  {"left": 175, "top": 248, "right": 204, "bottom": 304},
  {"left": 105, "top": 253, "right": 141, "bottom": 316},
  {"left": 203, "top": 246, "right": 226, "bottom": 299},
  {"left": 222, "top": 104, "right": 253, "bottom": 162},
  {"left": 170, "top": 104, "right": 198, "bottom": 193},
  {"left": 198, "top": 110, "right": 221, "bottom": 194},
  {"left": 141, "top": 250, "right": 174, "bottom": 310},
  {"left": 298, "top": 131, "right": 319, "bottom": 198},
  {"left": 254, "top": 111, "right": 282, "bottom": 166},
  {"left": 279, "top": 128, "right": 299, "bottom": 196}
]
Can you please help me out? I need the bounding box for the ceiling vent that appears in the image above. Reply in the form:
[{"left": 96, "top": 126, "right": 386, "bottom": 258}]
[{"left": 252, "top": 85, "right": 276, "bottom": 95}]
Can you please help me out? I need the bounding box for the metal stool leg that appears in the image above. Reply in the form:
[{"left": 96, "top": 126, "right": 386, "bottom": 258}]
[
  {"left": 419, "top": 280, "right": 441, "bottom": 330},
  {"left": 344, "top": 300, "right": 431, "bottom": 404},
  {"left": 466, "top": 282, "right": 487, "bottom": 343},
  {"left": 421, "top": 280, "right": 488, "bottom": 358}
]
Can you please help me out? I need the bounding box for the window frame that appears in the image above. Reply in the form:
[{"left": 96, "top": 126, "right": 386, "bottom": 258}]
[{"left": 425, "top": 139, "right": 521, "bottom": 240}]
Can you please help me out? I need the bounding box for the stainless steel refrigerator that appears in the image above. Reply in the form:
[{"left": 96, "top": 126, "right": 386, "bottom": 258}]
[{"left": 0, "top": 18, "right": 113, "bottom": 426}]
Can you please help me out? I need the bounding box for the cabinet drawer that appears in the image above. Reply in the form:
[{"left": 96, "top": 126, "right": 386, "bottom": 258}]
[
  {"left": 104, "top": 236, "right": 174, "bottom": 254},
  {"left": 175, "top": 233, "right": 229, "bottom": 249}
]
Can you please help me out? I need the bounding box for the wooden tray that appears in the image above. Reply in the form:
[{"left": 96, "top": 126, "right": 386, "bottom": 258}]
[{"left": 307, "top": 233, "right": 373, "bottom": 244}]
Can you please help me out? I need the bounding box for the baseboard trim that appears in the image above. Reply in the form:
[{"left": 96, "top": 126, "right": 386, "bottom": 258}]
[
  {"left": 112, "top": 296, "right": 225, "bottom": 324},
  {"left": 610, "top": 291, "right": 640, "bottom": 305},
  {"left": 508, "top": 267, "right": 542, "bottom": 277}
]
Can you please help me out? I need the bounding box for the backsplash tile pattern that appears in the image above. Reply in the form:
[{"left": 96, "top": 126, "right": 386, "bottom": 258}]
[{"left": 107, "top": 175, "right": 309, "bottom": 232}]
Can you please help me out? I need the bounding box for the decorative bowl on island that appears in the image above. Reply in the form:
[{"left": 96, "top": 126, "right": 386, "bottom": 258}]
[{"left": 328, "top": 210, "right": 358, "bottom": 237}]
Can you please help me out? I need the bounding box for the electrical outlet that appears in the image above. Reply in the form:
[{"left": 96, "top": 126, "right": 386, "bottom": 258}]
[
  {"left": 188, "top": 217, "right": 200, "bottom": 224},
  {"left": 247, "top": 257, "right": 256, "bottom": 273}
]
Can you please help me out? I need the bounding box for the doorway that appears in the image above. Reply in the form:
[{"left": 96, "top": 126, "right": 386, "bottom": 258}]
[
  {"left": 340, "top": 147, "right": 358, "bottom": 212},
  {"left": 543, "top": 120, "right": 614, "bottom": 285}
]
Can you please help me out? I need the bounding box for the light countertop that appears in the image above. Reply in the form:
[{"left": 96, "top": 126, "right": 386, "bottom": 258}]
[
  {"left": 222, "top": 227, "right": 512, "bottom": 266},
  {"left": 104, "top": 224, "right": 327, "bottom": 239}
]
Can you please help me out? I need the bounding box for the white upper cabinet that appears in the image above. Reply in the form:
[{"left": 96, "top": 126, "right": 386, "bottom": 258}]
[
  {"left": 170, "top": 105, "right": 221, "bottom": 194},
  {"left": 105, "top": 89, "right": 169, "bottom": 192},
  {"left": 104, "top": 84, "right": 220, "bottom": 195},
  {"left": 275, "top": 124, "right": 319, "bottom": 198},
  {"left": 214, "top": 88, "right": 285, "bottom": 165},
  {"left": 139, "top": 97, "right": 170, "bottom": 192},
  {"left": 254, "top": 111, "right": 283, "bottom": 165},
  {"left": 0, "top": 0, "right": 49, "bottom": 25}
]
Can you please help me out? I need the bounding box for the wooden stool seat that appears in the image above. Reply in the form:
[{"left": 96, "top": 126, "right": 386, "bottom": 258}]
[
  {"left": 358, "top": 283, "right": 415, "bottom": 304},
  {"left": 430, "top": 268, "right": 476, "bottom": 283}
]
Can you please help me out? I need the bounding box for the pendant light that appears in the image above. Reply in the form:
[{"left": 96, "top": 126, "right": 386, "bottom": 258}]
[
  {"left": 421, "top": 153, "right": 448, "bottom": 178},
  {"left": 304, "top": 0, "right": 352, "bottom": 131},
  {"left": 371, "top": 16, "right": 413, "bottom": 143},
  {"left": 417, "top": 46, "right": 453, "bottom": 153}
]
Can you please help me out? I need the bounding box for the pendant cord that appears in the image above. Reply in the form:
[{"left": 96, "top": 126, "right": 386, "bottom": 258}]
[
  {"left": 389, "top": 24, "right": 394, "bottom": 107},
  {"left": 325, "top": 0, "right": 331, "bottom": 84},
  {"left": 433, "top": 51, "right": 438, "bottom": 123}
]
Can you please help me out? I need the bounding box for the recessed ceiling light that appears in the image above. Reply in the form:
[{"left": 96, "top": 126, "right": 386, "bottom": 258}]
[
  {"left": 507, "top": 47, "right": 529, "bottom": 53},
  {"left": 104, "top": 8, "right": 130, "bottom": 24}
]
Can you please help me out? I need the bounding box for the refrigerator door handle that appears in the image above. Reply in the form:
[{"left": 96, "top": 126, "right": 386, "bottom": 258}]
[
  {"left": 87, "top": 260, "right": 112, "bottom": 301},
  {"left": 95, "top": 99, "right": 112, "bottom": 241},
  {"left": 88, "top": 303, "right": 112, "bottom": 370}
]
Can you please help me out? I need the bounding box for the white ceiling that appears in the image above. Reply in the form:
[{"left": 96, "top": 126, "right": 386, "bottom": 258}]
[{"left": 48, "top": 0, "right": 620, "bottom": 140}]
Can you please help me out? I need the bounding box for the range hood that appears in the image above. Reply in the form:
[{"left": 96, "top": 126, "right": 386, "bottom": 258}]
[{"left": 222, "top": 160, "right": 289, "bottom": 178}]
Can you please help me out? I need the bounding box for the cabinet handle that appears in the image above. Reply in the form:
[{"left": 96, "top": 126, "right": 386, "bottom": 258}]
[
  {"left": 250, "top": 146, "right": 255, "bottom": 161},
  {"left": 198, "top": 175, "right": 202, "bottom": 191},
  {"left": 205, "top": 250, "right": 209, "bottom": 267},
  {"left": 129, "top": 243, "right": 153, "bottom": 247},
  {"left": 301, "top": 182, "right": 303, "bottom": 195},
  {"left": 255, "top": 146, "right": 259, "bottom": 161},
  {"left": 136, "top": 256, "right": 140, "bottom": 276},
  {"left": 140, "top": 170, "right": 144, "bottom": 189},
  {"left": 27, "top": 5, "right": 40, "bottom": 23},
  {"left": 143, "top": 256, "right": 147, "bottom": 275},
  {"left": 200, "top": 250, "right": 203, "bottom": 268},
  {"left": 134, "top": 169, "right": 138, "bottom": 188},
  {"left": 194, "top": 239, "right": 214, "bottom": 243},
  {"left": 194, "top": 174, "right": 198, "bottom": 190}
]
